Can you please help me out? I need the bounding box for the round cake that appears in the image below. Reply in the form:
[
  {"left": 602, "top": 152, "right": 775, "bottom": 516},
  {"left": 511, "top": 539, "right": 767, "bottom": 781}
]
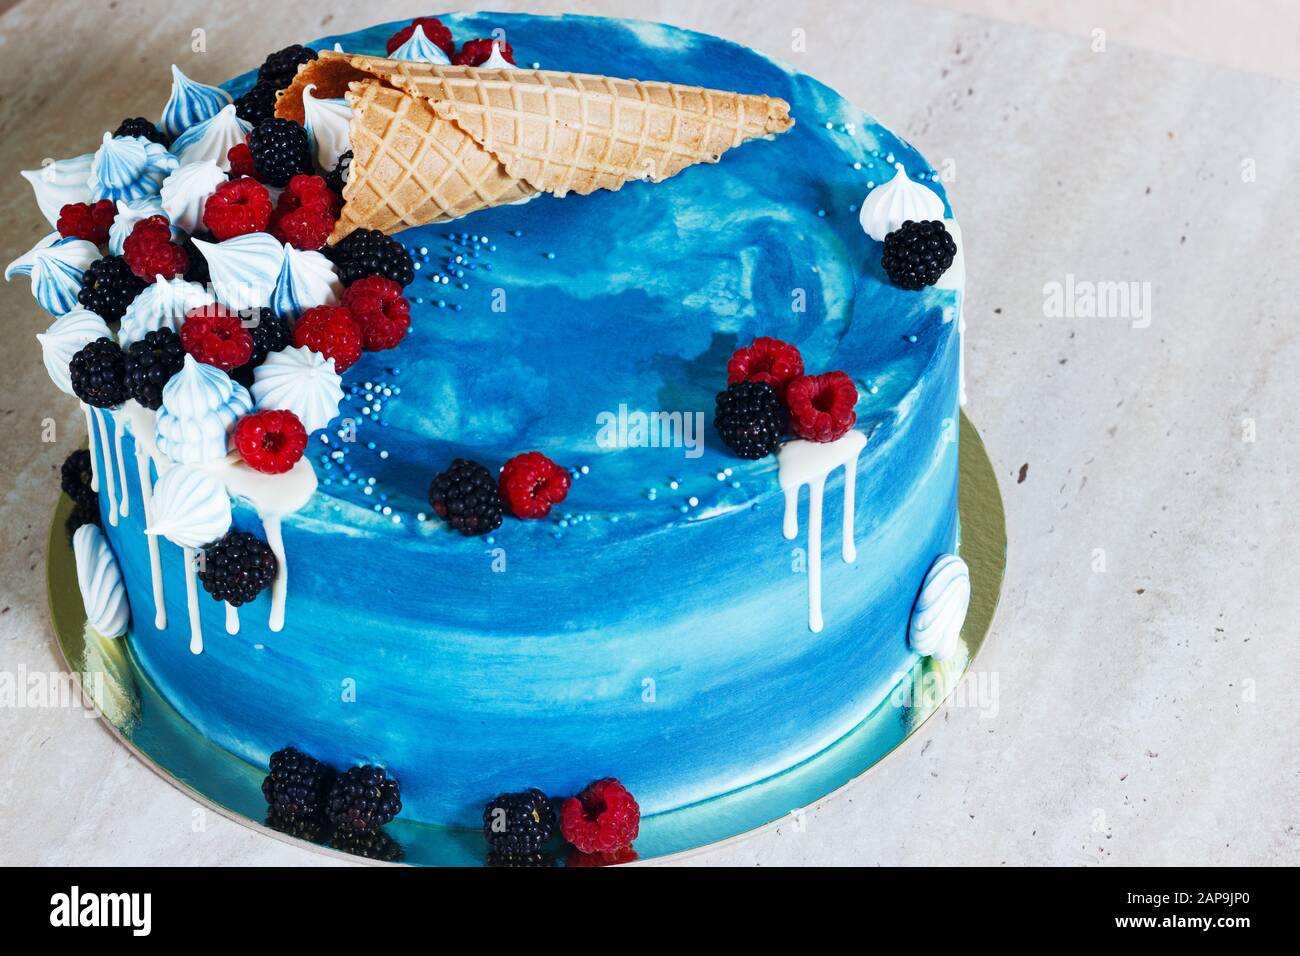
[{"left": 17, "top": 12, "right": 967, "bottom": 841}]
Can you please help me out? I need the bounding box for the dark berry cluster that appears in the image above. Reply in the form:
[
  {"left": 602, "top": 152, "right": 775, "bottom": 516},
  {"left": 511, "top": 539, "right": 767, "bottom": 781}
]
[
  {"left": 123, "top": 328, "right": 185, "bottom": 410},
  {"left": 326, "top": 765, "right": 403, "bottom": 833},
  {"left": 113, "top": 117, "right": 171, "bottom": 147},
  {"left": 77, "top": 256, "right": 145, "bottom": 323},
  {"left": 262, "top": 746, "right": 335, "bottom": 820},
  {"left": 427, "top": 458, "right": 504, "bottom": 537},
  {"left": 325, "top": 229, "right": 415, "bottom": 287},
  {"left": 197, "top": 530, "right": 277, "bottom": 606},
  {"left": 248, "top": 118, "right": 312, "bottom": 187},
  {"left": 324, "top": 150, "right": 352, "bottom": 200},
  {"left": 60, "top": 449, "right": 97, "bottom": 507},
  {"left": 482, "top": 789, "right": 557, "bottom": 862},
  {"left": 232, "top": 313, "right": 292, "bottom": 387},
  {"left": 257, "top": 44, "right": 319, "bottom": 88},
  {"left": 881, "top": 219, "right": 957, "bottom": 290},
  {"left": 69, "top": 338, "right": 127, "bottom": 408},
  {"left": 714, "top": 380, "right": 787, "bottom": 459}
]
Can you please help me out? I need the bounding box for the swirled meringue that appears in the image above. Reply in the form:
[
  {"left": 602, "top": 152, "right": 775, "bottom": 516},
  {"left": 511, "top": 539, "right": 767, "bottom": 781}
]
[
  {"left": 36, "top": 308, "right": 113, "bottom": 394},
  {"left": 391, "top": 24, "right": 451, "bottom": 64},
  {"left": 21, "top": 154, "right": 93, "bottom": 226},
  {"left": 119, "top": 277, "right": 216, "bottom": 348},
  {"left": 270, "top": 243, "right": 342, "bottom": 321},
  {"left": 5, "top": 232, "right": 101, "bottom": 316},
  {"left": 146, "top": 463, "right": 232, "bottom": 549},
  {"left": 191, "top": 232, "right": 285, "bottom": 313},
  {"left": 162, "top": 64, "right": 234, "bottom": 139},
  {"left": 482, "top": 41, "right": 516, "bottom": 70},
  {"left": 251, "top": 345, "right": 343, "bottom": 433},
  {"left": 160, "top": 159, "right": 225, "bottom": 233},
  {"left": 908, "top": 554, "right": 970, "bottom": 661},
  {"left": 302, "top": 84, "right": 353, "bottom": 171},
  {"left": 73, "top": 524, "right": 130, "bottom": 638},
  {"left": 858, "top": 165, "right": 945, "bottom": 242},
  {"left": 88, "top": 133, "right": 179, "bottom": 203},
  {"left": 155, "top": 354, "right": 253, "bottom": 465},
  {"left": 171, "top": 104, "right": 251, "bottom": 170},
  {"left": 108, "top": 197, "right": 182, "bottom": 255}
]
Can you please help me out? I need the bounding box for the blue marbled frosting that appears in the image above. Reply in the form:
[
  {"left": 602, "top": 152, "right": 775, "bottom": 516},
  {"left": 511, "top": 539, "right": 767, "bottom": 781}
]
[{"left": 98, "top": 13, "right": 963, "bottom": 826}]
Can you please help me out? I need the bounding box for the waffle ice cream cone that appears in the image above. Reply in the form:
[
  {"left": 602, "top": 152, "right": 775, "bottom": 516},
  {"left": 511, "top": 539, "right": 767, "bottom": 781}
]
[{"left": 276, "top": 51, "right": 794, "bottom": 242}]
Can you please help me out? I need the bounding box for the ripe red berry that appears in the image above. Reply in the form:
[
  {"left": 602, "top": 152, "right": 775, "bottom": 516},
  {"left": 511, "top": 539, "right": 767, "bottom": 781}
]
[
  {"left": 269, "top": 174, "right": 339, "bottom": 251},
  {"left": 498, "top": 451, "right": 571, "bottom": 519},
  {"left": 385, "top": 17, "right": 456, "bottom": 58},
  {"left": 340, "top": 275, "right": 410, "bottom": 351},
  {"left": 56, "top": 200, "right": 117, "bottom": 245},
  {"left": 203, "top": 177, "right": 273, "bottom": 241},
  {"left": 559, "top": 778, "right": 640, "bottom": 854},
  {"left": 122, "top": 215, "right": 188, "bottom": 281},
  {"left": 785, "top": 370, "right": 859, "bottom": 443},
  {"left": 234, "top": 409, "right": 308, "bottom": 474},
  {"left": 180, "top": 305, "right": 254, "bottom": 372},
  {"left": 727, "top": 336, "right": 804, "bottom": 400},
  {"left": 453, "top": 38, "right": 515, "bottom": 66},
  {"left": 293, "top": 305, "right": 363, "bottom": 372},
  {"left": 227, "top": 142, "right": 257, "bottom": 179}
]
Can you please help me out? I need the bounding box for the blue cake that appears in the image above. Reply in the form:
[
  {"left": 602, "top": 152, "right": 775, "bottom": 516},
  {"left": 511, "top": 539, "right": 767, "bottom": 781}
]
[{"left": 18, "top": 13, "right": 971, "bottom": 847}]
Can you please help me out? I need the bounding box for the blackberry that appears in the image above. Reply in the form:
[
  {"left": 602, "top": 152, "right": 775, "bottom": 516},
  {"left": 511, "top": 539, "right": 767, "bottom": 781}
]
[
  {"left": 234, "top": 79, "right": 279, "bottom": 127},
  {"left": 248, "top": 118, "right": 312, "bottom": 187},
  {"left": 114, "top": 117, "right": 171, "bottom": 147},
  {"left": 65, "top": 501, "right": 102, "bottom": 544},
  {"left": 325, "top": 229, "right": 415, "bottom": 287},
  {"left": 257, "top": 44, "right": 319, "bottom": 89},
  {"left": 182, "top": 235, "right": 211, "bottom": 285},
  {"left": 482, "top": 789, "right": 556, "bottom": 860},
  {"left": 60, "top": 449, "right": 97, "bottom": 507},
  {"left": 881, "top": 219, "right": 956, "bottom": 291},
  {"left": 78, "top": 256, "right": 146, "bottom": 323},
  {"left": 265, "top": 806, "right": 328, "bottom": 844},
  {"left": 324, "top": 150, "right": 352, "bottom": 199},
  {"left": 487, "top": 850, "right": 554, "bottom": 868},
  {"left": 262, "top": 746, "right": 336, "bottom": 820},
  {"left": 329, "top": 827, "right": 405, "bottom": 862},
  {"left": 69, "top": 338, "right": 127, "bottom": 408},
  {"left": 197, "top": 530, "right": 277, "bottom": 606},
  {"left": 231, "top": 312, "right": 292, "bottom": 386},
  {"left": 714, "top": 380, "right": 787, "bottom": 459},
  {"left": 123, "top": 327, "right": 185, "bottom": 410},
  {"left": 428, "top": 458, "right": 504, "bottom": 537},
  {"left": 326, "top": 765, "right": 402, "bottom": 833}
]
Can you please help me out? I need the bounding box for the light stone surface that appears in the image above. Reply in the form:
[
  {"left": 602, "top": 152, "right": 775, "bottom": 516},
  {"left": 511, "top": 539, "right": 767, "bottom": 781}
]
[{"left": 0, "top": 0, "right": 1297, "bottom": 867}]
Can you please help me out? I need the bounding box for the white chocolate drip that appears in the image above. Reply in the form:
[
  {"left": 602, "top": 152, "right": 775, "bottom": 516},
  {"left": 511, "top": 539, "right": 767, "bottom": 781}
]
[
  {"left": 111, "top": 409, "right": 130, "bottom": 518},
  {"left": 225, "top": 602, "right": 240, "bottom": 635},
  {"left": 777, "top": 430, "right": 868, "bottom": 633},
  {"left": 183, "top": 546, "right": 202, "bottom": 654},
  {"left": 132, "top": 437, "right": 166, "bottom": 629},
  {"left": 93, "top": 406, "right": 117, "bottom": 526},
  {"left": 82, "top": 403, "right": 100, "bottom": 493}
]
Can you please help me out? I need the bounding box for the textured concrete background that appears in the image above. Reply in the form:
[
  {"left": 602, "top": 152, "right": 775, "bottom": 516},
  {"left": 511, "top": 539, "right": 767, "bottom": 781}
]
[{"left": 0, "top": 0, "right": 1297, "bottom": 866}]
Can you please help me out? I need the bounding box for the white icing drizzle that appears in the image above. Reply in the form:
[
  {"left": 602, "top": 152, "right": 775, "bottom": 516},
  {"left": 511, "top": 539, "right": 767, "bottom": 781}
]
[
  {"left": 777, "top": 430, "right": 867, "bottom": 633},
  {"left": 131, "top": 431, "right": 167, "bottom": 629},
  {"left": 93, "top": 406, "right": 118, "bottom": 526},
  {"left": 225, "top": 602, "right": 240, "bottom": 635},
  {"left": 111, "top": 409, "right": 129, "bottom": 518},
  {"left": 183, "top": 546, "right": 203, "bottom": 654}
]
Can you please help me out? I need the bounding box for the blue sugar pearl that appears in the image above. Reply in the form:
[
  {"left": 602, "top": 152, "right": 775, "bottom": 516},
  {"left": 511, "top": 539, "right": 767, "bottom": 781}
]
[
  {"left": 545, "top": 252, "right": 555, "bottom": 260},
  {"left": 907, "top": 334, "right": 917, "bottom": 343}
]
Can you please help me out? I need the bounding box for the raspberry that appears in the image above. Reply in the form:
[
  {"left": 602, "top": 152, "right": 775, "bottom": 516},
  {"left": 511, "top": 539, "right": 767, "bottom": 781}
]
[
  {"left": 427, "top": 459, "right": 504, "bottom": 537},
  {"left": 198, "top": 530, "right": 277, "bottom": 606},
  {"left": 69, "top": 338, "right": 127, "bottom": 408},
  {"left": 498, "top": 451, "right": 570, "bottom": 519},
  {"left": 227, "top": 142, "right": 257, "bottom": 179},
  {"left": 180, "top": 305, "right": 254, "bottom": 372},
  {"left": 714, "top": 380, "right": 787, "bottom": 459},
  {"left": 326, "top": 765, "right": 402, "bottom": 833},
  {"left": 293, "top": 305, "right": 363, "bottom": 372},
  {"left": 454, "top": 38, "right": 515, "bottom": 66},
  {"left": 113, "top": 117, "right": 171, "bottom": 147},
  {"left": 881, "top": 219, "right": 957, "bottom": 290},
  {"left": 122, "top": 215, "right": 188, "bottom": 281},
  {"left": 262, "top": 746, "right": 336, "bottom": 821},
  {"left": 60, "top": 449, "right": 97, "bottom": 507},
  {"left": 565, "top": 846, "right": 640, "bottom": 867},
  {"left": 559, "top": 778, "right": 640, "bottom": 854},
  {"left": 386, "top": 17, "right": 455, "bottom": 58},
  {"left": 248, "top": 118, "right": 312, "bottom": 188},
  {"left": 482, "top": 789, "right": 557, "bottom": 861},
  {"left": 270, "top": 174, "right": 339, "bottom": 251},
  {"left": 202, "top": 177, "right": 273, "bottom": 241},
  {"left": 339, "top": 276, "right": 410, "bottom": 351},
  {"left": 727, "top": 336, "right": 804, "bottom": 400},
  {"left": 78, "top": 256, "right": 146, "bottom": 322},
  {"left": 57, "top": 200, "right": 117, "bottom": 245},
  {"left": 785, "top": 371, "right": 859, "bottom": 443},
  {"left": 234, "top": 409, "right": 308, "bottom": 474}
]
